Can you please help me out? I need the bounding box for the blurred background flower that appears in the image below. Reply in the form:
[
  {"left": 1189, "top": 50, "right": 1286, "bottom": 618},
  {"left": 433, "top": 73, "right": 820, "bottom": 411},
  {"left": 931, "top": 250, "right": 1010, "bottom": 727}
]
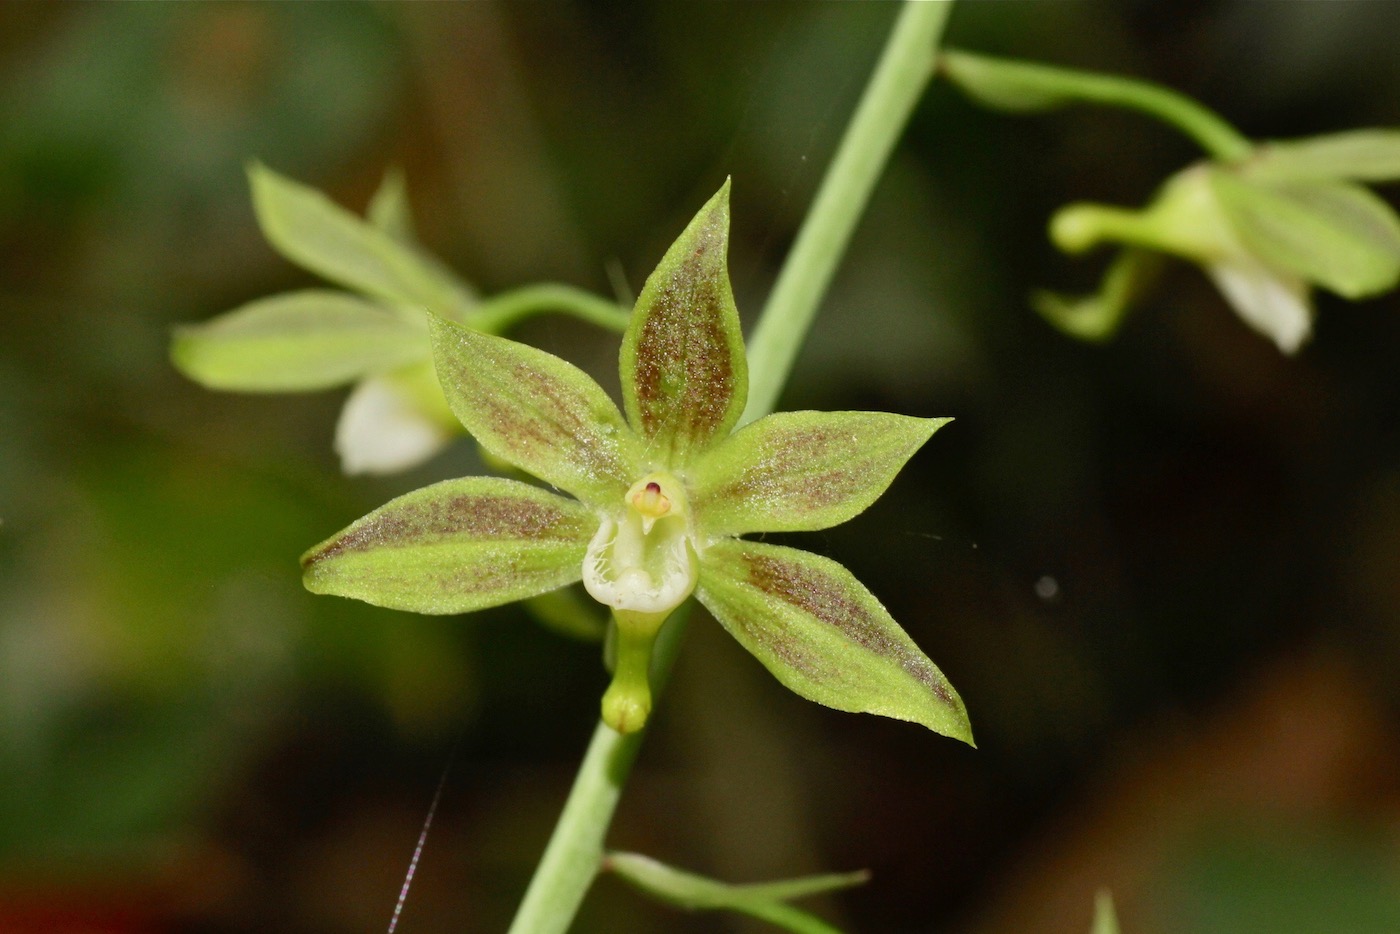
[{"left": 3, "top": 3, "right": 1400, "bottom": 932}]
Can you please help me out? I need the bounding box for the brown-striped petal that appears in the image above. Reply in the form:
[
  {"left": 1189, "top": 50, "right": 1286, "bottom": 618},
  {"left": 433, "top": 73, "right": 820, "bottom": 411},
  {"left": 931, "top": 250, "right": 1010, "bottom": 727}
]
[
  {"left": 620, "top": 181, "right": 748, "bottom": 467},
  {"left": 302, "top": 477, "right": 595, "bottom": 614},
  {"left": 696, "top": 539, "right": 971, "bottom": 743}
]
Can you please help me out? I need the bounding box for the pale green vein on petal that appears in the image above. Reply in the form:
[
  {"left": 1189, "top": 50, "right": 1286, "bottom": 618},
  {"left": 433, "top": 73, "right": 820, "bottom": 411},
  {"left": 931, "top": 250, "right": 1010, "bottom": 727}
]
[
  {"left": 171, "top": 290, "right": 427, "bottom": 392},
  {"left": 429, "top": 314, "right": 644, "bottom": 509},
  {"left": 696, "top": 539, "right": 972, "bottom": 743},
  {"left": 302, "top": 477, "right": 594, "bottom": 615},
  {"left": 687, "top": 411, "right": 948, "bottom": 539}
]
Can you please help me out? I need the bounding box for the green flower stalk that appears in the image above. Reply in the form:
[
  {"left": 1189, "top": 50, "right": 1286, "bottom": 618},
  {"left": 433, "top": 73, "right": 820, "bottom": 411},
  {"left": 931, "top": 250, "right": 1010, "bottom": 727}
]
[
  {"left": 172, "top": 164, "right": 629, "bottom": 474},
  {"left": 301, "top": 181, "right": 971, "bottom": 743}
]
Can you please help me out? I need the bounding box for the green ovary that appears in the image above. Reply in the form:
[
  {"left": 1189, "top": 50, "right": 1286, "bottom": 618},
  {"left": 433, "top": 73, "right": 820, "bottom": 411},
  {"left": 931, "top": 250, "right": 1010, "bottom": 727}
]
[{"left": 585, "top": 472, "right": 698, "bottom": 733}]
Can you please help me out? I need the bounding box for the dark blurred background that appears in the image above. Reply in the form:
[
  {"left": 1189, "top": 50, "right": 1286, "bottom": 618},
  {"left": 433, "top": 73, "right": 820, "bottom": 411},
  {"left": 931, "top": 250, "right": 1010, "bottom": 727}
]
[{"left": 3, "top": 2, "right": 1400, "bottom": 932}]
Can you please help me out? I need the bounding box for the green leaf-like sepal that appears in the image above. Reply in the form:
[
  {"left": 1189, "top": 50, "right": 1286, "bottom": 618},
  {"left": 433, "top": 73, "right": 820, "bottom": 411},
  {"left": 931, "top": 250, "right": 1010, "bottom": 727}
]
[
  {"left": 621, "top": 180, "right": 748, "bottom": 466},
  {"left": 1211, "top": 174, "right": 1400, "bottom": 299},
  {"left": 302, "top": 477, "right": 593, "bottom": 614},
  {"left": 1250, "top": 129, "right": 1400, "bottom": 183},
  {"left": 172, "top": 290, "right": 427, "bottom": 392},
  {"left": 689, "top": 412, "right": 949, "bottom": 538},
  {"left": 249, "top": 162, "right": 474, "bottom": 317},
  {"left": 695, "top": 540, "right": 972, "bottom": 743},
  {"left": 428, "top": 315, "right": 644, "bottom": 509},
  {"left": 604, "top": 850, "right": 868, "bottom": 934}
]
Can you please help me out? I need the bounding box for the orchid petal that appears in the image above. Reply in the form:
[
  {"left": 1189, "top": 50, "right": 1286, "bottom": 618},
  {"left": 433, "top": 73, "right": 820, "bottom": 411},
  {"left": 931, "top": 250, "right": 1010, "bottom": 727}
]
[
  {"left": 621, "top": 181, "right": 748, "bottom": 466},
  {"left": 335, "top": 368, "right": 459, "bottom": 475},
  {"left": 1250, "top": 130, "right": 1400, "bottom": 183},
  {"left": 1211, "top": 173, "right": 1400, "bottom": 299},
  {"left": 367, "top": 167, "right": 417, "bottom": 244},
  {"left": 302, "top": 477, "right": 594, "bottom": 614},
  {"left": 1205, "top": 260, "right": 1314, "bottom": 354},
  {"left": 249, "top": 162, "right": 474, "bottom": 318},
  {"left": 172, "top": 290, "right": 426, "bottom": 392},
  {"left": 687, "top": 411, "right": 948, "bottom": 539},
  {"left": 428, "top": 314, "right": 643, "bottom": 509},
  {"left": 696, "top": 539, "right": 972, "bottom": 742}
]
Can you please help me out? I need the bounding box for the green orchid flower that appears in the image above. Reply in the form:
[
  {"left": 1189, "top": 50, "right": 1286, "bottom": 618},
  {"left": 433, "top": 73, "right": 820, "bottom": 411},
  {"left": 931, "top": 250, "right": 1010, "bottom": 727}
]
[
  {"left": 300, "top": 181, "right": 971, "bottom": 743},
  {"left": 172, "top": 164, "right": 476, "bottom": 474},
  {"left": 939, "top": 50, "right": 1400, "bottom": 354},
  {"left": 172, "top": 164, "right": 630, "bottom": 474},
  {"left": 1043, "top": 132, "right": 1400, "bottom": 353}
]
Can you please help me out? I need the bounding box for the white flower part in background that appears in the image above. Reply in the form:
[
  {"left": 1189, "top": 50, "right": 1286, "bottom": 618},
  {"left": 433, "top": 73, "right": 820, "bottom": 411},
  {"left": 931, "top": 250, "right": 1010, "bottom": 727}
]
[
  {"left": 335, "top": 374, "right": 455, "bottom": 475},
  {"left": 583, "top": 472, "right": 698, "bottom": 615},
  {"left": 1206, "top": 260, "right": 1314, "bottom": 354}
]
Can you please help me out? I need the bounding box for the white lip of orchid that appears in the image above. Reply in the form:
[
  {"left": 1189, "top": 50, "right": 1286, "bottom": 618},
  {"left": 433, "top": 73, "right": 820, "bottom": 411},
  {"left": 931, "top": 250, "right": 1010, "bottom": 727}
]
[
  {"left": 1206, "top": 259, "right": 1313, "bottom": 354},
  {"left": 583, "top": 472, "right": 698, "bottom": 615},
  {"left": 335, "top": 374, "right": 454, "bottom": 475}
]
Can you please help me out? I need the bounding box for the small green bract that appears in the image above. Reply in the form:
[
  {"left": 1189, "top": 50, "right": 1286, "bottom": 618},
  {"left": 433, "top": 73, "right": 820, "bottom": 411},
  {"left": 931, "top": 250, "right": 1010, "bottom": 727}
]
[{"left": 301, "top": 181, "right": 971, "bottom": 743}]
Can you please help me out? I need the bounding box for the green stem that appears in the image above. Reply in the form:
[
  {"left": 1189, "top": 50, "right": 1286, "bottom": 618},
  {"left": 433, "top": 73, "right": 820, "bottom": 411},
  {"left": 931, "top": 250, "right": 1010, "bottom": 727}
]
[
  {"left": 506, "top": 608, "right": 689, "bottom": 934},
  {"left": 741, "top": 0, "right": 955, "bottom": 424},
  {"left": 939, "top": 48, "right": 1252, "bottom": 162},
  {"left": 470, "top": 283, "right": 632, "bottom": 334},
  {"left": 507, "top": 3, "right": 955, "bottom": 930}
]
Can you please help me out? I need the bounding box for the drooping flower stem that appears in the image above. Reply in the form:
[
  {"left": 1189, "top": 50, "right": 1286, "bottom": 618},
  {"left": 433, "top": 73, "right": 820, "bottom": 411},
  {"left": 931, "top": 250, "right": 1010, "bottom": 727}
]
[
  {"left": 741, "top": 0, "right": 955, "bottom": 424},
  {"left": 507, "top": 3, "right": 957, "bottom": 930},
  {"left": 469, "top": 283, "right": 633, "bottom": 334},
  {"left": 938, "top": 48, "right": 1253, "bottom": 162}
]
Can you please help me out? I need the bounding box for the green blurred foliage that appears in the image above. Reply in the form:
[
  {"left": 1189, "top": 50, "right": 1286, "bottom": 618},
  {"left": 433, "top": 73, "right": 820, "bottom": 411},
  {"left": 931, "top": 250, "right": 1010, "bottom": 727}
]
[
  {"left": 1162, "top": 823, "right": 1400, "bottom": 934},
  {"left": 2, "top": 2, "right": 1400, "bottom": 932}
]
